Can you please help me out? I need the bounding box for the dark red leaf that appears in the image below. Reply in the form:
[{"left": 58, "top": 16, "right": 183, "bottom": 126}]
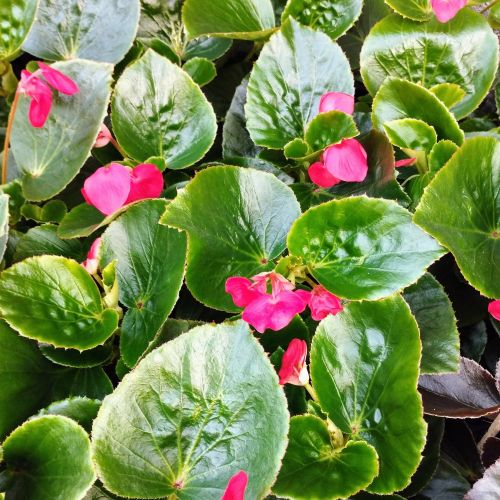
[{"left": 482, "top": 437, "right": 500, "bottom": 469}]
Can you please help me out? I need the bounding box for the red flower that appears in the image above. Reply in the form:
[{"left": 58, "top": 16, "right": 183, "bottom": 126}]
[
  {"left": 308, "top": 286, "right": 343, "bottom": 321},
  {"left": 488, "top": 300, "right": 500, "bottom": 321},
  {"left": 279, "top": 339, "right": 309, "bottom": 386},
  {"left": 82, "top": 238, "right": 102, "bottom": 275},
  {"left": 222, "top": 471, "right": 248, "bottom": 500}
]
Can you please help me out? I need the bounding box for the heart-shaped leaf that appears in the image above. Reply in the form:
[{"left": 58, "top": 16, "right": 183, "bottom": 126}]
[
  {"left": 273, "top": 415, "right": 379, "bottom": 498},
  {"left": 361, "top": 10, "right": 498, "bottom": 119},
  {"left": 92, "top": 321, "right": 289, "bottom": 499},
  {"left": 414, "top": 136, "right": 500, "bottom": 298},
  {"left": 246, "top": 18, "right": 354, "bottom": 149},
  {"left": 311, "top": 296, "right": 426, "bottom": 493},
  {"left": 1, "top": 416, "right": 95, "bottom": 500},
  {"left": 287, "top": 196, "right": 444, "bottom": 300},
  {"left": 385, "top": 0, "right": 432, "bottom": 21},
  {"left": 0, "top": 0, "right": 38, "bottom": 60},
  {"left": 112, "top": 50, "right": 217, "bottom": 170},
  {"left": 11, "top": 60, "right": 112, "bottom": 201},
  {"left": 161, "top": 166, "right": 301, "bottom": 311},
  {"left": 101, "top": 200, "right": 187, "bottom": 367},
  {"left": 0, "top": 256, "right": 119, "bottom": 350},
  {"left": 23, "top": 0, "right": 140, "bottom": 63}
]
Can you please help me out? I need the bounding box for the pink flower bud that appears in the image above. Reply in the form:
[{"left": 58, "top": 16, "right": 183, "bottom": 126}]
[
  {"left": 279, "top": 339, "right": 309, "bottom": 386},
  {"left": 323, "top": 138, "right": 368, "bottom": 183},
  {"left": 222, "top": 471, "right": 248, "bottom": 500},
  {"left": 319, "top": 92, "right": 355, "bottom": 115},
  {"left": 488, "top": 300, "right": 500, "bottom": 321},
  {"left": 431, "top": 0, "right": 467, "bottom": 23},
  {"left": 395, "top": 158, "right": 417, "bottom": 168},
  {"left": 94, "top": 124, "right": 113, "bottom": 148},
  {"left": 82, "top": 237, "right": 102, "bottom": 275},
  {"left": 309, "top": 286, "right": 343, "bottom": 321}
]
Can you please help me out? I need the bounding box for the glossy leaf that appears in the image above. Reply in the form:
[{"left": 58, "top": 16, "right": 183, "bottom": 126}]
[
  {"left": 101, "top": 200, "right": 187, "bottom": 367},
  {"left": 403, "top": 273, "right": 460, "bottom": 374},
  {"left": 311, "top": 297, "right": 426, "bottom": 493},
  {"left": 361, "top": 10, "right": 499, "bottom": 118},
  {"left": 23, "top": 0, "right": 140, "bottom": 63},
  {"left": 383, "top": 118, "right": 437, "bottom": 152},
  {"left": 38, "top": 342, "right": 113, "bottom": 368},
  {"left": 0, "top": 0, "right": 38, "bottom": 60},
  {"left": 11, "top": 60, "right": 112, "bottom": 201},
  {"left": 183, "top": 57, "right": 216, "bottom": 87},
  {"left": 428, "top": 140, "right": 458, "bottom": 173},
  {"left": 0, "top": 256, "right": 119, "bottom": 350},
  {"left": 385, "top": 0, "right": 432, "bottom": 20},
  {"left": 161, "top": 166, "right": 300, "bottom": 311},
  {"left": 38, "top": 396, "right": 101, "bottom": 432},
  {"left": 246, "top": 18, "right": 354, "bottom": 149},
  {"left": 1, "top": 416, "right": 95, "bottom": 500},
  {"left": 288, "top": 196, "right": 444, "bottom": 300},
  {"left": 430, "top": 83, "right": 467, "bottom": 109},
  {"left": 281, "top": 0, "right": 363, "bottom": 40},
  {"left": 112, "top": 50, "right": 217, "bottom": 169},
  {"left": 414, "top": 137, "right": 500, "bottom": 298},
  {"left": 273, "top": 415, "right": 379, "bottom": 499},
  {"left": 92, "top": 321, "right": 289, "bottom": 499}
]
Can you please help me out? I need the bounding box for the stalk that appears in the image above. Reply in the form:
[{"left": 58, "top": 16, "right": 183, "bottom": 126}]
[{"left": 2, "top": 90, "right": 20, "bottom": 185}]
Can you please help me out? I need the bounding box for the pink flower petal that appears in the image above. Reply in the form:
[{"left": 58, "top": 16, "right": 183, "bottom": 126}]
[
  {"left": 125, "top": 163, "right": 164, "bottom": 204},
  {"left": 28, "top": 80, "right": 53, "bottom": 128},
  {"left": 319, "top": 92, "right": 355, "bottom": 115},
  {"left": 222, "top": 471, "right": 248, "bottom": 500},
  {"left": 309, "top": 286, "right": 343, "bottom": 321},
  {"left": 308, "top": 161, "right": 341, "bottom": 188},
  {"left": 82, "top": 163, "right": 131, "bottom": 216},
  {"left": 87, "top": 237, "right": 102, "bottom": 260},
  {"left": 279, "top": 338, "right": 308, "bottom": 386},
  {"left": 38, "top": 62, "right": 79, "bottom": 95},
  {"left": 323, "top": 138, "right": 368, "bottom": 183},
  {"left": 225, "top": 277, "right": 264, "bottom": 308},
  {"left": 94, "top": 123, "right": 113, "bottom": 148},
  {"left": 295, "top": 289, "right": 311, "bottom": 306},
  {"left": 431, "top": 0, "right": 467, "bottom": 23},
  {"left": 488, "top": 300, "right": 500, "bottom": 321},
  {"left": 395, "top": 158, "right": 417, "bottom": 168}
]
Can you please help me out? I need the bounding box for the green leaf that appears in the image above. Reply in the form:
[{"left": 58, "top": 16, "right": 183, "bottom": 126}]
[
  {"left": 489, "top": 2, "right": 500, "bottom": 29},
  {"left": 0, "top": 0, "right": 38, "bottom": 60},
  {"left": 92, "top": 321, "right": 289, "bottom": 499},
  {"left": 383, "top": 118, "right": 437, "bottom": 152},
  {"left": 384, "top": 0, "right": 432, "bottom": 20},
  {"left": 22, "top": 0, "right": 140, "bottom": 63},
  {"left": 360, "top": 10, "right": 499, "bottom": 119},
  {"left": 372, "top": 78, "right": 464, "bottom": 146},
  {"left": 11, "top": 60, "right": 112, "bottom": 201},
  {"left": 246, "top": 18, "right": 354, "bottom": 149},
  {"left": 284, "top": 138, "right": 311, "bottom": 160},
  {"left": 288, "top": 196, "right": 444, "bottom": 300},
  {"left": 0, "top": 194, "right": 8, "bottom": 263},
  {"left": 2, "top": 416, "right": 95, "bottom": 499},
  {"left": 429, "top": 83, "right": 467, "bottom": 109},
  {"left": 50, "top": 366, "right": 113, "bottom": 402},
  {"left": 403, "top": 273, "right": 459, "bottom": 374},
  {"left": 182, "top": 57, "right": 216, "bottom": 87},
  {"left": 414, "top": 137, "right": 499, "bottom": 298},
  {"left": 184, "top": 37, "right": 233, "bottom": 61},
  {"left": 38, "top": 342, "right": 113, "bottom": 368},
  {"left": 161, "top": 166, "right": 300, "bottom": 311},
  {"left": 21, "top": 199, "right": 67, "bottom": 223},
  {"left": 428, "top": 140, "right": 458, "bottom": 173},
  {"left": 305, "top": 111, "right": 359, "bottom": 153},
  {"left": 273, "top": 415, "right": 379, "bottom": 499},
  {"left": 182, "top": 0, "right": 276, "bottom": 40},
  {"left": 112, "top": 50, "right": 217, "bottom": 170},
  {"left": 311, "top": 297, "right": 426, "bottom": 493},
  {"left": 101, "top": 200, "right": 187, "bottom": 367},
  {"left": 281, "top": 0, "right": 363, "bottom": 40},
  {"left": 0, "top": 256, "right": 119, "bottom": 350}
]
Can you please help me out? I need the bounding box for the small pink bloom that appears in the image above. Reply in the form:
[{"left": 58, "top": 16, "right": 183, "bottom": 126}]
[
  {"left": 279, "top": 339, "right": 309, "bottom": 386},
  {"left": 319, "top": 92, "right": 355, "bottom": 115},
  {"left": 94, "top": 124, "right": 113, "bottom": 148},
  {"left": 82, "top": 237, "right": 102, "bottom": 275},
  {"left": 225, "top": 277, "right": 265, "bottom": 307},
  {"left": 323, "top": 138, "right": 368, "bottom": 183},
  {"left": 488, "top": 300, "right": 500, "bottom": 321},
  {"left": 222, "top": 471, "right": 248, "bottom": 500},
  {"left": 295, "top": 289, "right": 312, "bottom": 306},
  {"left": 308, "top": 286, "right": 343, "bottom": 321},
  {"left": 431, "top": 0, "right": 467, "bottom": 23},
  {"left": 125, "top": 163, "right": 164, "bottom": 204},
  {"left": 38, "top": 62, "right": 79, "bottom": 95},
  {"left": 19, "top": 70, "right": 53, "bottom": 128},
  {"left": 82, "top": 163, "right": 131, "bottom": 216},
  {"left": 395, "top": 158, "right": 417, "bottom": 168},
  {"left": 308, "top": 161, "right": 341, "bottom": 189}
]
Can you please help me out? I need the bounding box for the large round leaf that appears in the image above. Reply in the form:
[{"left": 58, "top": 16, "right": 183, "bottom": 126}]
[
  {"left": 414, "top": 137, "right": 500, "bottom": 298},
  {"left": 361, "top": 10, "right": 499, "bottom": 119},
  {"left": 2, "top": 416, "right": 95, "bottom": 500},
  {"left": 112, "top": 49, "right": 217, "bottom": 170},
  {"left": 0, "top": 0, "right": 38, "bottom": 60},
  {"left": 92, "top": 321, "right": 289, "bottom": 499},
  {"left": 22, "top": 0, "right": 140, "bottom": 63},
  {"left": 182, "top": 0, "right": 276, "bottom": 40},
  {"left": 311, "top": 297, "right": 426, "bottom": 493},
  {"left": 11, "top": 60, "right": 112, "bottom": 201},
  {"left": 101, "top": 200, "right": 187, "bottom": 367},
  {"left": 161, "top": 166, "right": 301, "bottom": 311},
  {"left": 385, "top": 0, "right": 432, "bottom": 20},
  {"left": 273, "top": 415, "right": 379, "bottom": 499},
  {"left": 246, "top": 18, "right": 354, "bottom": 149},
  {"left": 0, "top": 256, "right": 119, "bottom": 350},
  {"left": 287, "top": 196, "right": 445, "bottom": 300}
]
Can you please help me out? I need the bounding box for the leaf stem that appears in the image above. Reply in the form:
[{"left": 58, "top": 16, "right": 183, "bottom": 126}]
[
  {"left": 108, "top": 135, "right": 127, "bottom": 159},
  {"left": 305, "top": 383, "right": 318, "bottom": 401},
  {"left": 478, "top": 412, "right": 500, "bottom": 451},
  {"left": 480, "top": 0, "right": 499, "bottom": 13},
  {"left": 2, "top": 90, "right": 20, "bottom": 185}
]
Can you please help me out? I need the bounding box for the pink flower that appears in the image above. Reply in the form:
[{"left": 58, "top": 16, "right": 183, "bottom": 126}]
[
  {"left": 395, "top": 158, "right": 417, "bottom": 168},
  {"left": 279, "top": 339, "right": 309, "bottom": 386},
  {"left": 82, "top": 163, "right": 164, "bottom": 216},
  {"left": 308, "top": 161, "right": 341, "bottom": 189},
  {"left": 37, "top": 62, "right": 79, "bottom": 95},
  {"left": 488, "top": 300, "right": 500, "bottom": 321},
  {"left": 225, "top": 277, "right": 266, "bottom": 307},
  {"left": 308, "top": 286, "right": 343, "bottom": 321},
  {"left": 323, "top": 138, "right": 368, "bottom": 183},
  {"left": 82, "top": 238, "right": 102, "bottom": 275},
  {"left": 431, "top": 0, "right": 467, "bottom": 23},
  {"left": 319, "top": 92, "right": 355, "bottom": 115},
  {"left": 94, "top": 124, "right": 113, "bottom": 148},
  {"left": 222, "top": 471, "right": 248, "bottom": 500}
]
